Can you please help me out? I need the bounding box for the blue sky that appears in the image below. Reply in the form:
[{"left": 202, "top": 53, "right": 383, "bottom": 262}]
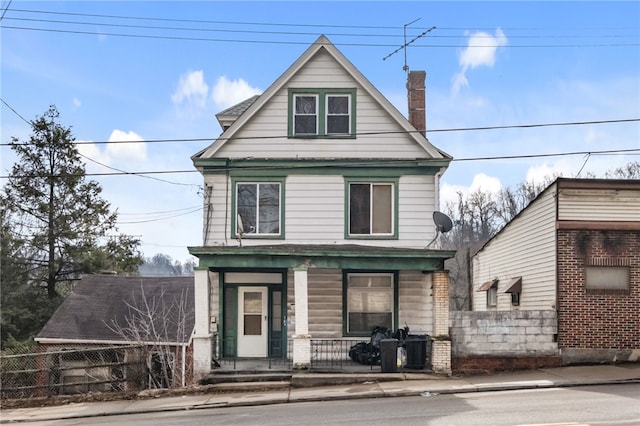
[{"left": 2, "top": 1, "right": 639, "bottom": 262}]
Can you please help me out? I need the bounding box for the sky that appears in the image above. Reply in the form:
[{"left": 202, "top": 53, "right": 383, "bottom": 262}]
[{"left": 1, "top": 1, "right": 639, "bottom": 263}]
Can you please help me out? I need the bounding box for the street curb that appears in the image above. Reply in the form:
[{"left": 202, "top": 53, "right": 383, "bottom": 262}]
[{"left": 2, "top": 379, "right": 638, "bottom": 424}]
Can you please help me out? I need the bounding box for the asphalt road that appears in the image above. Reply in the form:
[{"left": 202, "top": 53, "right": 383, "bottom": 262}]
[{"left": 23, "top": 384, "right": 640, "bottom": 426}]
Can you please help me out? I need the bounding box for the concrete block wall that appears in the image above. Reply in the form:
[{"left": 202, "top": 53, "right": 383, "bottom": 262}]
[{"left": 450, "top": 310, "right": 560, "bottom": 372}]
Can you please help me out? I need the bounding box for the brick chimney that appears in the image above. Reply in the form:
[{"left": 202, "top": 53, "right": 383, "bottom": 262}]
[{"left": 407, "top": 70, "right": 426, "bottom": 137}]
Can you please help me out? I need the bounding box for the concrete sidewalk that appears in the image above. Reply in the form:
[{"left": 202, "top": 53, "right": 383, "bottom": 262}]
[{"left": 2, "top": 364, "right": 639, "bottom": 423}]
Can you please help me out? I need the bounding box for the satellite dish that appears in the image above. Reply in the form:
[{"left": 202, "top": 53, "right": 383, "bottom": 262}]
[
  {"left": 433, "top": 211, "right": 453, "bottom": 233},
  {"left": 427, "top": 211, "right": 454, "bottom": 248}
]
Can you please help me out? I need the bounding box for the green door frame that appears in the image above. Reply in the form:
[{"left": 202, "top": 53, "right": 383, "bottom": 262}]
[{"left": 218, "top": 269, "right": 288, "bottom": 358}]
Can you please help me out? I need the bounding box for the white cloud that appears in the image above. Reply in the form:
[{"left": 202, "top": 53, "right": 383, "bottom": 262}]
[
  {"left": 72, "top": 97, "right": 81, "bottom": 110},
  {"left": 171, "top": 70, "right": 209, "bottom": 108},
  {"left": 452, "top": 28, "right": 508, "bottom": 95},
  {"left": 106, "top": 129, "right": 146, "bottom": 162},
  {"left": 211, "top": 75, "right": 261, "bottom": 109},
  {"left": 440, "top": 173, "right": 503, "bottom": 209},
  {"left": 78, "top": 130, "right": 146, "bottom": 174},
  {"left": 469, "top": 173, "right": 502, "bottom": 194}
]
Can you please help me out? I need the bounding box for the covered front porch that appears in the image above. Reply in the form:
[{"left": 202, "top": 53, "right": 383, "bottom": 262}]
[{"left": 188, "top": 244, "right": 455, "bottom": 379}]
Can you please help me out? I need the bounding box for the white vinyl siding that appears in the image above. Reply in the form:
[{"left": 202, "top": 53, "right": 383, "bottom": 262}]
[
  {"left": 214, "top": 49, "right": 428, "bottom": 159},
  {"left": 558, "top": 188, "right": 640, "bottom": 221},
  {"left": 203, "top": 174, "right": 437, "bottom": 248},
  {"left": 472, "top": 184, "right": 558, "bottom": 311}
]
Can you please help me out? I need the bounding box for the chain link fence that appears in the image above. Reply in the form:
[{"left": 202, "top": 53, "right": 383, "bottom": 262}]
[{"left": 1, "top": 345, "right": 148, "bottom": 399}]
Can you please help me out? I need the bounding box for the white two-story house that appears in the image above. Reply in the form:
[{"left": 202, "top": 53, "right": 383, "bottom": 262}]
[{"left": 189, "top": 35, "right": 455, "bottom": 378}]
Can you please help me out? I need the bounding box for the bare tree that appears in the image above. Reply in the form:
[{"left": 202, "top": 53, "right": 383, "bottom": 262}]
[{"left": 108, "top": 284, "right": 193, "bottom": 389}]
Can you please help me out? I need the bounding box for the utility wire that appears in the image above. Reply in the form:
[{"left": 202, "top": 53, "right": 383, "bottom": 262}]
[
  {"left": 3, "top": 118, "right": 638, "bottom": 147},
  {"left": 2, "top": 25, "right": 637, "bottom": 48},
  {"left": 6, "top": 7, "right": 639, "bottom": 33},
  {"left": 2, "top": 148, "right": 638, "bottom": 179},
  {"left": 0, "top": 0, "right": 12, "bottom": 21},
  {"left": 78, "top": 152, "right": 198, "bottom": 187},
  {"left": 0, "top": 97, "right": 198, "bottom": 187},
  {"left": 5, "top": 16, "right": 635, "bottom": 41},
  {"left": 116, "top": 206, "right": 202, "bottom": 224}
]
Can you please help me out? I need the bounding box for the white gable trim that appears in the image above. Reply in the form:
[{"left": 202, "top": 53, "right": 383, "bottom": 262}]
[{"left": 197, "top": 35, "right": 449, "bottom": 160}]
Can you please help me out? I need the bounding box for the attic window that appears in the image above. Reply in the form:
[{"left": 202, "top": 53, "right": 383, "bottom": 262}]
[{"left": 289, "top": 88, "right": 356, "bottom": 138}]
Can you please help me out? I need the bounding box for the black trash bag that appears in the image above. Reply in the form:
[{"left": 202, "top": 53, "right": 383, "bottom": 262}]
[{"left": 348, "top": 326, "right": 393, "bottom": 365}]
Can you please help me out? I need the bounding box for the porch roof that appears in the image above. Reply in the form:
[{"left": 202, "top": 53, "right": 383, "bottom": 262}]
[{"left": 188, "top": 244, "right": 455, "bottom": 271}]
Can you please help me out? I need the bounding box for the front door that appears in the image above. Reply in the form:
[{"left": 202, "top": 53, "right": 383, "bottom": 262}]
[{"left": 237, "top": 287, "right": 268, "bottom": 357}]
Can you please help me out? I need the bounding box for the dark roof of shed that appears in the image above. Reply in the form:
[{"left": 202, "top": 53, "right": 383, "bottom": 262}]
[{"left": 36, "top": 275, "right": 194, "bottom": 344}]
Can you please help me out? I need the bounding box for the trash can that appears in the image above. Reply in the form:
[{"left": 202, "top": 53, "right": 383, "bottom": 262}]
[
  {"left": 405, "top": 334, "right": 429, "bottom": 369},
  {"left": 380, "top": 339, "right": 398, "bottom": 373}
]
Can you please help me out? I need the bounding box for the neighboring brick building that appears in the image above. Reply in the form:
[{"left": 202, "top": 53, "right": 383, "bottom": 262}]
[
  {"left": 471, "top": 178, "right": 640, "bottom": 366},
  {"left": 557, "top": 229, "right": 639, "bottom": 363}
]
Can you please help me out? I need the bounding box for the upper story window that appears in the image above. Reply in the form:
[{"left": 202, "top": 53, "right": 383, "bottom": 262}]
[
  {"left": 347, "top": 180, "right": 397, "bottom": 238},
  {"left": 234, "top": 181, "right": 283, "bottom": 237},
  {"left": 289, "top": 88, "right": 356, "bottom": 138}
]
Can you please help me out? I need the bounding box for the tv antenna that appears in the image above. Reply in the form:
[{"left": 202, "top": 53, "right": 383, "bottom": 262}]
[{"left": 383, "top": 19, "right": 436, "bottom": 73}]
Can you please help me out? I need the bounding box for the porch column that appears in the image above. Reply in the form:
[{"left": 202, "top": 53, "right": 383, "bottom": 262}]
[
  {"left": 432, "top": 270, "right": 452, "bottom": 375},
  {"left": 292, "top": 266, "right": 311, "bottom": 369},
  {"left": 192, "top": 269, "right": 212, "bottom": 380}
]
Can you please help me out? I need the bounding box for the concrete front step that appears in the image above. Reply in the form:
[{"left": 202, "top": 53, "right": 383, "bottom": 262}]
[
  {"left": 204, "top": 380, "right": 291, "bottom": 392},
  {"left": 201, "top": 373, "right": 292, "bottom": 385}
]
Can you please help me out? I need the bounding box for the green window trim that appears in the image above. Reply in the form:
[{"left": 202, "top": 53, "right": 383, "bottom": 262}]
[
  {"left": 342, "top": 270, "right": 399, "bottom": 337},
  {"left": 344, "top": 177, "right": 399, "bottom": 240},
  {"left": 288, "top": 88, "right": 357, "bottom": 138},
  {"left": 231, "top": 176, "right": 286, "bottom": 240}
]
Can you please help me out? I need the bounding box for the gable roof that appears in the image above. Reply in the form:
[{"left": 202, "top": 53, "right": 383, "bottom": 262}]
[
  {"left": 474, "top": 177, "right": 640, "bottom": 257},
  {"left": 215, "top": 95, "right": 260, "bottom": 131},
  {"left": 194, "top": 35, "right": 450, "bottom": 161},
  {"left": 36, "top": 275, "right": 194, "bottom": 346}
]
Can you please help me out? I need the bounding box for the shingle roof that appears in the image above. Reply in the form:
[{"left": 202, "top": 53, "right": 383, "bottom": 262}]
[
  {"left": 36, "top": 275, "right": 194, "bottom": 345},
  {"left": 215, "top": 95, "right": 260, "bottom": 118}
]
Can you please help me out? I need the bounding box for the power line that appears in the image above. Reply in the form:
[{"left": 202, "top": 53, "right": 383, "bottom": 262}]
[
  {"left": 0, "top": 0, "right": 12, "bottom": 21},
  {"left": 78, "top": 152, "right": 197, "bottom": 187},
  {"left": 116, "top": 206, "right": 202, "bottom": 224},
  {"left": 6, "top": 7, "right": 639, "bottom": 33},
  {"left": 7, "top": 15, "right": 634, "bottom": 42},
  {"left": 3, "top": 118, "right": 638, "bottom": 147},
  {"left": 2, "top": 25, "right": 637, "bottom": 48},
  {"left": 2, "top": 147, "right": 638, "bottom": 179}
]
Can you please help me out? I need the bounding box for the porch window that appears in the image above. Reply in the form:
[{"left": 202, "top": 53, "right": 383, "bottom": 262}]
[
  {"left": 235, "top": 182, "right": 281, "bottom": 237},
  {"left": 346, "top": 273, "right": 394, "bottom": 335},
  {"left": 348, "top": 182, "right": 395, "bottom": 237}
]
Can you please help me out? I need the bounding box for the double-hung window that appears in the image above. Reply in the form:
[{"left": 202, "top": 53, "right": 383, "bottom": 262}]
[
  {"left": 348, "top": 181, "right": 395, "bottom": 237},
  {"left": 345, "top": 273, "right": 395, "bottom": 335},
  {"left": 289, "top": 89, "right": 355, "bottom": 137},
  {"left": 293, "top": 94, "right": 318, "bottom": 136},
  {"left": 235, "top": 182, "right": 282, "bottom": 237}
]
